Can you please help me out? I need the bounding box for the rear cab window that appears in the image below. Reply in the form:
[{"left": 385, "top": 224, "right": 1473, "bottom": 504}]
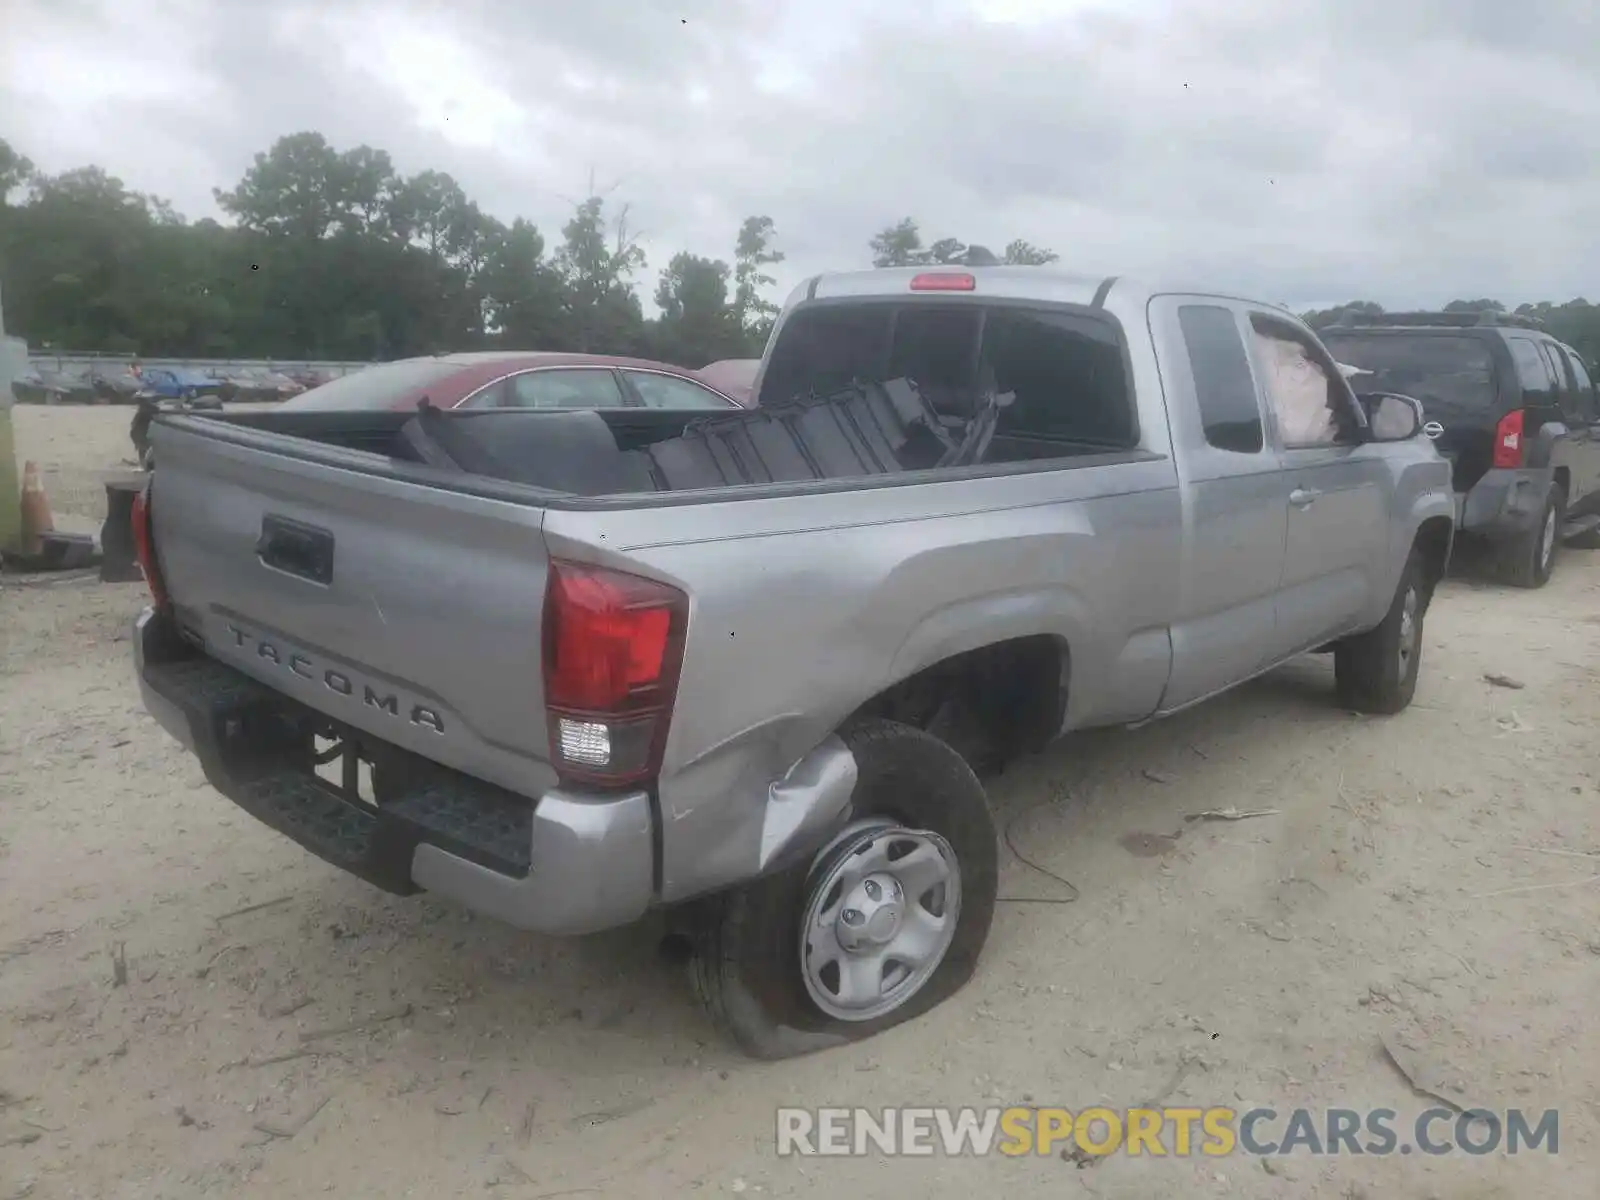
[{"left": 757, "top": 300, "right": 1136, "bottom": 456}]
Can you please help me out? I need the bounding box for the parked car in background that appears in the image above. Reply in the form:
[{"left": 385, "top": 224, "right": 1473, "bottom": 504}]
[
  {"left": 87, "top": 363, "right": 144, "bottom": 404},
  {"left": 1322, "top": 310, "right": 1600, "bottom": 587},
  {"left": 137, "top": 367, "right": 225, "bottom": 402},
  {"left": 12, "top": 367, "right": 81, "bottom": 404},
  {"left": 286, "top": 366, "right": 337, "bottom": 391},
  {"left": 278, "top": 351, "right": 744, "bottom": 413},
  {"left": 696, "top": 358, "right": 760, "bottom": 403},
  {"left": 207, "top": 367, "right": 305, "bottom": 403}
]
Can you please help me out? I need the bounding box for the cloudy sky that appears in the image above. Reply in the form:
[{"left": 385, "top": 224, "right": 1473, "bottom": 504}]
[{"left": 5, "top": 0, "right": 1600, "bottom": 312}]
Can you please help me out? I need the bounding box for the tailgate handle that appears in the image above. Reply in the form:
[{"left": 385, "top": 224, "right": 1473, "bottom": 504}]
[{"left": 256, "top": 515, "right": 335, "bottom": 585}]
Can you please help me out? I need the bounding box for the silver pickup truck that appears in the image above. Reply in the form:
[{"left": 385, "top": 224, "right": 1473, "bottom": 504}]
[{"left": 131, "top": 267, "right": 1454, "bottom": 1058}]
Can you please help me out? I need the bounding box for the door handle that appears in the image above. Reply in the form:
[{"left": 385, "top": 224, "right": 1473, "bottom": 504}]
[{"left": 1289, "top": 487, "right": 1321, "bottom": 508}]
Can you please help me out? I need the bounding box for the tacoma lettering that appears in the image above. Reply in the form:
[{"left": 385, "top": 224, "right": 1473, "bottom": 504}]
[{"left": 223, "top": 623, "right": 444, "bottom": 734}]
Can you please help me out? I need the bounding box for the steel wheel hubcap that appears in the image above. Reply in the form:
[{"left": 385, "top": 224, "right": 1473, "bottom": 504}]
[
  {"left": 1397, "top": 586, "right": 1419, "bottom": 675},
  {"left": 1540, "top": 508, "right": 1556, "bottom": 569},
  {"left": 799, "top": 819, "right": 961, "bottom": 1022}
]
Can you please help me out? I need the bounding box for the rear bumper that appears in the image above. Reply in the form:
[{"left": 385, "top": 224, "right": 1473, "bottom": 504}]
[
  {"left": 1458, "top": 467, "right": 1553, "bottom": 542},
  {"left": 133, "top": 608, "right": 654, "bottom": 936}
]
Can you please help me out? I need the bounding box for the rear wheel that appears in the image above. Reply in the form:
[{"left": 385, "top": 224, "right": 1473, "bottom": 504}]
[
  {"left": 1335, "top": 549, "right": 1428, "bottom": 714},
  {"left": 687, "top": 719, "right": 998, "bottom": 1059},
  {"left": 1503, "top": 485, "right": 1562, "bottom": 588}
]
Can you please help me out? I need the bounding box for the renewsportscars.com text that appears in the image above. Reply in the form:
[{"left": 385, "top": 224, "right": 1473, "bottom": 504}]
[{"left": 775, "top": 1106, "right": 1560, "bottom": 1159}]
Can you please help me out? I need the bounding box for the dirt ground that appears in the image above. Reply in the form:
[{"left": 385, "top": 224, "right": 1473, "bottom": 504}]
[{"left": 3, "top": 406, "right": 1598, "bottom": 1199}]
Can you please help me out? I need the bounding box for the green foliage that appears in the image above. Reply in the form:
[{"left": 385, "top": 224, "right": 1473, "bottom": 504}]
[
  {"left": 9, "top": 129, "right": 1595, "bottom": 373},
  {"left": 0, "top": 132, "right": 785, "bottom": 366},
  {"left": 866, "top": 220, "right": 1059, "bottom": 269}
]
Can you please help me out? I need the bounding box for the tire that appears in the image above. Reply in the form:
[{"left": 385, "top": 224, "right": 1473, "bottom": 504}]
[
  {"left": 1334, "top": 549, "right": 1429, "bottom": 715},
  {"left": 1566, "top": 525, "right": 1600, "bottom": 551},
  {"left": 1502, "top": 485, "right": 1563, "bottom": 588},
  {"left": 687, "top": 719, "right": 998, "bottom": 1060}
]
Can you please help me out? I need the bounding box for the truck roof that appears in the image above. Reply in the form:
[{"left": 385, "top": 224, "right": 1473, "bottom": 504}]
[{"left": 797, "top": 267, "right": 1302, "bottom": 323}]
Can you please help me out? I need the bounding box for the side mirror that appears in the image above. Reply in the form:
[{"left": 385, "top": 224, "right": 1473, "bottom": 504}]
[{"left": 1359, "top": 392, "right": 1425, "bottom": 442}]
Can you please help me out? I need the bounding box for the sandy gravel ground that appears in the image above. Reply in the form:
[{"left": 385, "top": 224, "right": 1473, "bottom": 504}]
[{"left": 3, "top": 406, "right": 1598, "bottom": 1199}]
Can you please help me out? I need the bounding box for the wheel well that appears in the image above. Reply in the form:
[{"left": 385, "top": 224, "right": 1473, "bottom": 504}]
[
  {"left": 848, "top": 635, "right": 1067, "bottom": 774},
  {"left": 1554, "top": 466, "right": 1570, "bottom": 503},
  {"left": 1415, "top": 516, "right": 1452, "bottom": 594}
]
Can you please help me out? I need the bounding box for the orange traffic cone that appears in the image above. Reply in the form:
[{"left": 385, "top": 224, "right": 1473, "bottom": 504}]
[{"left": 19, "top": 461, "right": 54, "bottom": 556}]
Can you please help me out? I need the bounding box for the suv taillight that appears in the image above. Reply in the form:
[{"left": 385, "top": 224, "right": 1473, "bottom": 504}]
[
  {"left": 1492, "top": 409, "right": 1525, "bottom": 469},
  {"left": 542, "top": 560, "right": 687, "bottom": 788},
  {"left": 129, "top": 480, "right": 171, "bottom": 609}
]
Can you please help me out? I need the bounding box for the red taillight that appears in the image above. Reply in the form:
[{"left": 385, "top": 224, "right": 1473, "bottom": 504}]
[
  {"left": 130, "top": 481, "right": 170, "bottom": 609},
  {"left": 1492, "top": 408, "right": 1525, "bottom": 469},
  {"left": 542, "top": 560, "right": 687, "bottom": 787},
  {"left": 909, "top": 272, "right": 976, "bottom": 292}
]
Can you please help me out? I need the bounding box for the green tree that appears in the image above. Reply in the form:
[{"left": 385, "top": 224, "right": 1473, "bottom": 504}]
[
  {"left": 554, "top": 195, "right": 646, "bottom": 353},
  {"left": 732, "top": 215, "right": 783, "bottom": 349},
  {"left": 1003, "top": 239, "right": 1059, "bottom": 266},
  {"left": 870, "top": 217, "right": 924, "bottom": 267},
  {"left": 481, "top": 218, "right": 567, "bottom": 347},
  {"left": 0, "top": 139, "right": 36, "bottom": 206},
  {"left": 653, "top": 252, "right": 738, "bottom": 366},
  {"left": 215, "top": 132, "right": 349, "bottom": 239}
]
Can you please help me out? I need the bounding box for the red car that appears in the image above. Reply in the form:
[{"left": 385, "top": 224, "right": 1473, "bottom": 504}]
[{"left": 280, "top": 352, "right": 746, "bottom": 413}]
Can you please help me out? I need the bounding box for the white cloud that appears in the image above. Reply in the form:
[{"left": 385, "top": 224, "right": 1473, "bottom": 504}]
[{"left": 4, "top": 0, "right": 1599, "bottom": 311}]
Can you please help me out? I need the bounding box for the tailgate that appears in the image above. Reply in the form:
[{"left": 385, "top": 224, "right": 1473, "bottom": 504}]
[{"left": 148, "top": 420, "right": 558, "bottom": 799}]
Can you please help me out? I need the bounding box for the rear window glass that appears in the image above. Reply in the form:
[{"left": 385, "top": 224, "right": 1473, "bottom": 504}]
[
  {"left": 1321, "top": 333, "right": 1497, "bottom": 412},
  {"left": 758, "top": 302, "right": 1135, "bottom": 447},
  {"left": 278, "top": 360, "right": 462, "bottom": 411}
]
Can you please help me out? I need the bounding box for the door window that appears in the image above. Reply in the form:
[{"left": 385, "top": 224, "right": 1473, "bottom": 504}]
[
  {"left": 502, "top": 369, "right": 628, "bottom": 409},
  {"left": 1249, "top": 316, "right": 1360, "bottom": 448},
  {"left": 623, "top": 370, "right": 735, "bottom": 410},
  {"left": 1178, "top": 304, "right": 1264, "bottom": 454}
]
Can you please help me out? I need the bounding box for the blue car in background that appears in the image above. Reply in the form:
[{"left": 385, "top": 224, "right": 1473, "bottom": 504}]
[{"left": 137, "top": 366, "right": 223, "bottom": 401}]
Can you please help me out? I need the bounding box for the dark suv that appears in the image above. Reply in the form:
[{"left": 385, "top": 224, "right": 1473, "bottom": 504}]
[{"left": 1322, "top": 312, "right": 1600, "bottom": 588}]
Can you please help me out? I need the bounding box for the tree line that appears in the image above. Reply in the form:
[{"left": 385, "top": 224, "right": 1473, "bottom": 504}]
[
  {"left": 6, "top": 131, "right": 1595, "bottom": 369},
  {"left": 0, "top": 133, "right": 1059, "bottom": 368}
]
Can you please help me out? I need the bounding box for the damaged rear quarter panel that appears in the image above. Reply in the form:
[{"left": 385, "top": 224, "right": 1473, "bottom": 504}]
[{"left": 542, "top": 457, "right": 1180, "bottom": 905}]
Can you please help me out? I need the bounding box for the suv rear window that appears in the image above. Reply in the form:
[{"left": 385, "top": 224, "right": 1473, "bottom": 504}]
[
  {"left": 1320, "top": 333, "right": 1497, "bottom": 412},
  {"left": 758, "top": 302, "right": 1135, "bottom": 448},
  {"left": 279, "top": 360, "right": 463, "bottom": 411}
]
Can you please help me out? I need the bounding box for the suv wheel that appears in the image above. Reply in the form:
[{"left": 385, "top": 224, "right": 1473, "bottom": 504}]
[
  {"left": 686, "top": 719, "right": 998, "bottom": 1059},
  {"left": 1504, "top": 484, "right": 1563, "bottom": 589}
]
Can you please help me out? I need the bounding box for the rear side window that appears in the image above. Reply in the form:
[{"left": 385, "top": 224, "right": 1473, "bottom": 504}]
[
  {"left": 1177, "top": 305, "right": 1263, "bottom": 454},
  {"left": 1507, "top": 338, "right": 1556, "bottom": 402},
  {"left": 501, "top": 369, "right": 627, "bottom": 410},
  {"left": 280, "top": 359, "right": 462, "bottom": 411},
  {"left": 1320, "top": 333, "right": 1497, "bottom": 413},
  {"left": 623, "top": 370, "right": 736, "bottom": 410},
  {"left": 1564, "top": 350, "right": 1597, "bottom": 421}
]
